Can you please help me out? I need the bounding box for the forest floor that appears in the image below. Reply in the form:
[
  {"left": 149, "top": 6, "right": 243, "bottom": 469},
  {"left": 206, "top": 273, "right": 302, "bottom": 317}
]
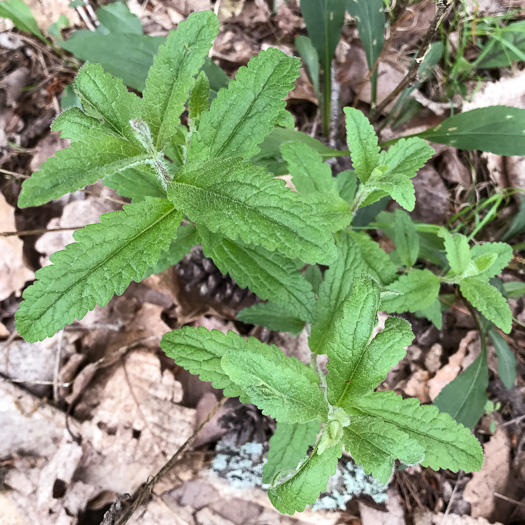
[{"left": 1, "top": 1, "right": 525, "bottom": 524}]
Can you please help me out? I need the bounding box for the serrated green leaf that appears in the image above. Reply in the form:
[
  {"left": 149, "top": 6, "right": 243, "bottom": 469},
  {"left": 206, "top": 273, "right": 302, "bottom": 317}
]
[
  {"left": 348, "top": 232, "right": 398, "bottom": 285},
  {"left": 281, "top": 142, "right": 337, "bottom": 195},
  {"left": 378, "top": 138, "right": 435, "bottom": 180},
  {"left": 343, "top": 416, "right": 424, "bottom": 484},
  {"left": 268, "top": 443, "right": 342, "bottom": 515},
  {"left": 237, "top": 303, "right": 305, "bottom": 337},
  {"left": 52, "top": 106, "right": 119, "bottom": 141},
  {"left": 347, "top": 391, "right": 484, "bottom": 472},
  {"left": 418, "top": 298, "right": 443, "bottom": 330},
  {"left": 460, "top": 276, "right": 512, "bottom": 333},
  {"left": 336, "top": 170, "right": 358, "bottom": 203},
  {"left": 262, "top": 420, "right": 321, "bottom": 484},
  {"left": 221, "top": 344, "right": 329, "bottom": 424},
  {"left": 189, "top": 48, "right": 300, "bottom": 161},
  {"left": 441, "top": 230, "right": 471, "bottom": 275},
  {"left": 15, "top": 199, "right": 182, "bottom": 342},
  {"left": 394, "top": 209, "right": 419, "bottom": 268},
  {"left": 160, "top": 327, "right": 248, "bottom": 398},
  {"left": 434, "top": 348, "right": 488, "bottom": 429},
  {"left": 363, "top": 167, "right": 416, "bottom": 211},
  {"left": 304, "top": 265, "right": 323, "bottom": 294},
  {"left": 382, "top": 269, "right": 441, "bottom": 314},
  {"left": 416, "top": 106, "right": 525, "bottom": 156},
  {"left": 104, "top": 165, "right": 166, "bottom": 202},
  {"left": 470, "top": 242, "right": 513, "bottom": 278},
  {"left": 18, "top": 138, "right": 153, "bottom": 208},
  {"left": 344, "top": 107, "right": 380, "bottom": 183},
  {"left": 142, "top": 224, "right": 197, "bottom": 279},
  {"left": 489, "top": 329, "right": 516, "bottom": 390},
  {"left": 72, "top": 63, "right": 143, "bottom": 144},
  {"left": 199, "top": 226, "right": 316, "bottom": 322},
  {"left": 189, "top": 70, "right": 210, "bottom": 129},
  {"left": 143, "top": 11, "right": 218, "bottom": 150},
  {"left": 0, "top": 0, "right": 47, "bottom": 43},
  {"left": 167, "top": 157, "right": 337, "bottom": 265},
  {"left": 309, "top": 233, "right": 369, "bottom": 354}
]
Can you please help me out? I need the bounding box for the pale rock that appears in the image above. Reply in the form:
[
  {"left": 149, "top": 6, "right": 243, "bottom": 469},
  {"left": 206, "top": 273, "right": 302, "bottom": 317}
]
[
  {"left": 195, "top": 507, "right": 236, "bottom": 525},
  {"left": 359, "top": 488, "right": 405, "bottom": 525},
  {"left": 414, "top": 510, "right": 503, "bottom": 525}
]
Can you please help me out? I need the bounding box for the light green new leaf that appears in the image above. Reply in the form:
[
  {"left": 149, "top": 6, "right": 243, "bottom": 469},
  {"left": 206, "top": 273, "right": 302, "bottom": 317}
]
[
  {"left": 378, "top": 138, "right": 435, "bottom": 180},
  {"left": 189, "top": 48, "right": 300, "bottom": 161},
  {"left": 416, "top": 106, "right": 525, "bottom": 156},
  {"left": 460, "top": 276, "right": 512, "bottom": 333},
  {"left": 343, "top": 416, "right": 424, "bottom": 484},
  {"left": 262, "top": 420, "right": 321, "bottom": 484},
  {"left": 18, "top": 138, "right": 152, "bottom": 208},
  {"left": 281, "top": 142, "right": 337, "bottom": 195},
  {"left": 73, "top": 63, "right": 143, "bottom": 145},
  {"left": 344, "top": 107, "right": 380, "bottom": 183},
  {"left": 16, "top": 199, "right": 182, "bottom": 342},
  {"left": 238, "top": 303, "right": 305, "bottom": 336},
  {"left": 143, "top": 11, "right": 218, "bottom": 150},
  {"left": 268, "top": 443, "right": 342, "bottom": 515},
  {"left": 160, "top": 327, "right": 248, "bottom": 398},
  {"left": 440, "top": 230, "right": 471, "bottom": 275},
  {"left": 394, "top": 209, "right": 419, "bottom": 268},
  {"left": 470, "top": 242, "right": 513, "bottom": 278},
  {"left": 199, "top": 226, "right": 316, "bottom": 322},
  {"left": 0, "top": 0, "right": 47, "bottom": 43},
  {"left": 309, "top": 233, "right": 369, "bottom": 354},
  {"left": 382, "top": 269, "right": 441, "bottom": 314},
  {"left": 167, "top": 157, "right": 337, "bottom": 265},
  {"left": 362, "top": 167, "right": 416, "bottom": 211},
  {"left": 221, "top": 345, "right": 329, "bottom": 424},
  {"left": 347, "top": 391, "right": 484, "bottom": 472},
  {"left": 434, "top": 349, "right": 488, "bottom": 429},
  {"left": 51, "top": 106, "right": 119, "bottom": 142},
  {"left": 142, "top": 224, "right": 197, "bottom": 279},
  {"left": 489, "top": 329, "right": 516, "bottom": 390}
]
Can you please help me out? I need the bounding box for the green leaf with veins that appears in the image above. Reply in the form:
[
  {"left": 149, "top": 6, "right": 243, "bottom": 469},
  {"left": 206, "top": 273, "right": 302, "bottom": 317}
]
[
  {"left": 52, "top": 106, "right": 120, "bottom": 142},
  {"left": 16, "top": 199, "right": 182, "bottom": 342},
  {"left": 189, "top": 48, "right": 300, "bottom": 161},
  {"left": 263, "top": 420, "right": 321, "bottom": 484},
  {"left": 199, "top": 226, "right": 316, "bottom": 322},
  {"left": 281, "top": 142, "right": 338, "bottom": 195},
  {"left": 104, "top": 165, "right": 166, "bottom": 202},
  {"left": 160, "top": 327, "right": 249, "bottom": 399},
  {"left": 237, "top": 303, "right": 305, "bottom": 336},
  {"left": 382, "top": 269, "right": 441, "bottom": 313},
  {"left": 343, "top": 416, "right": 424, "bottom": 484},
  {"left": 460, "top": 276, "right": 512, "bottom": 333},
  {"left": 142, "top": 10, "right": 218, "bottom": 150},
  {"left": 394, "top": 209, "right": 420, "bottom": 268},
  {"left": 346, "top": 391, "right": 484, "bottom": 472},
  {"left": 189, "top": 70, "right": 210, "bottom": 129},
  {"left": 221, "top": 344, "right": 329, "bottom": 424},
  {"left": 440, "top": 230, "right": 471, "bottom": 275},
  {"left": 268, "top": 443, "right": 342, "bottom": 515},
  {"left": 167, "top": 157, "right": 338, "bottom": 265},
  {"left": 470, "top": 242, "right": 513, "bottom": 278},
  {"left": 378, "top": 138, "right": 435, "bottom": 180}
]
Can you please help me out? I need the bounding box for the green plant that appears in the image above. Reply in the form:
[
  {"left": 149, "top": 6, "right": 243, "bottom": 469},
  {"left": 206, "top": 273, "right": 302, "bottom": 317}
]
[{"left": 14, "top": 11, "right": 488, "bottom": 512}]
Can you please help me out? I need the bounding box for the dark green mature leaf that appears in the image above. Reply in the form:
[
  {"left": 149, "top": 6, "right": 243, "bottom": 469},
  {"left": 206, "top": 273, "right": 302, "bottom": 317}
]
[
  {"left": 344, "top": 107, "right": 379, "bottom": 183},
  {"left": 189, "top": 48, "right": 300, "bottom": 161},
  {"left": 104, "top": 165, "right": 166, "bottom": 202},
  {"left": 347, "top": 391, "right": 484, "bottom": 472},
  {"left": 346, "top": 0, "right": 385, "bottom": 103},
  {"left": 460, "top": 276, "right": 512, "bottom": 333},
  {"left": 189, "top": 71, "right": 210, "bottom": 128},
  {"left": 18, "top": 138, "right": 151, "bottom": 208},
  {"left": 161, "top": 327, "right": 249, "bottom": 398},
  {"left": 394, "top": 210, "right": 419, "bottom": 268},
  {"left": 142, "top": 224, "right": 197, "bottom": 279},
  {"left": 268, "top": 443, "right": 342, "bottom": 515},
  {"left": 52, "top": 106, "right": 119, "bottom": 142},
  {"left": 16, "top": 199, "right": 182, "bottom": 342},
  {"left": 96, "top": 2, "right": 143, "bottom": 34},
  {"left": 382, "top": 269, "right": 441, "bottom": 314},
  {"left": 237, "top": 303, "right": 305, "bottom": 336},
  {"left": 489, "top": 329, "right": 517, "bottom": 390},
  {"left": 221, "top": 344, "right": 329, "bottom": 423},
  {"left": 434, "top": 349, "right": 489, "bottom": 429},
  {"left": 503, "top": 195, "right": 525, "bottom": 241},
  {"left": 343, "top": 416, "right": 424, "bottom": 484},
  {"left": 262, "top": 420, "right": 321, "bottom": 484},
  {"left": 474, "top": 21, "right": 525, "bottom": 68},
  {"left": 417, "top": 106, "right": 525, "bottom": 156},
  {"left": 0, "top": 0, "right": 47, "bottom": 42},
  {"left": 336, "top": 170, "right": 358, "bottom": 203},
  {"left": 168, "top": 157, "right": 338, "bottom": 265},
  {"left": 281, "top": 142, "right": 337, "bottom": 195},
  {"left": 143, "top": 11, "right": 218, "bottom": 150},
  {"left": 199, "top": 227, "right": 316, "bottom": 322},
  {"left": 300, "top": 0, "right": 346, "bottom": 72},
  {"left": 295, "top": 35, "right": 320, "bottom": 95}
]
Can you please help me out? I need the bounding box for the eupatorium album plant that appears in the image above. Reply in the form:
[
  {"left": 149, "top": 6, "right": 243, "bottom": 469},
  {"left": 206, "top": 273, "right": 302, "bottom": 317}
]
[{"left": 15, "top": 10, "right": 495, "bottom": 514}]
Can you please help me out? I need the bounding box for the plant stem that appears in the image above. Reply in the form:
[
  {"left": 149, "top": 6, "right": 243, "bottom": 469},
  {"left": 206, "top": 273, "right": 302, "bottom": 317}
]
[{"left": 322, "top": 65, "right": 331, "bottom": 138}]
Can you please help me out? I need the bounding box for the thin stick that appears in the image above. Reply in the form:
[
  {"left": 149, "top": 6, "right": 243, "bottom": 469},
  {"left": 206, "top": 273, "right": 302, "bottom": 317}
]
[
  {"left": 113, "top": 397, "right": 228, "bottom": 525},
  {"left": 0, "top": 226, "right": 83, "bottom": 237},
  {"left": 441, "top": 472, "right": 463, "bottom": 524},
  {"left": 53, "top": 330, "right": 64, "bottom": 402},
  {"left": 371, "top": 0, "right": 454, "bottom": 122},
  {"left": 0, "top": 167, "right": 29, "bottom": 179},
  {"left": 494, "top": 492, "right": 525, "bottom": 508}
]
